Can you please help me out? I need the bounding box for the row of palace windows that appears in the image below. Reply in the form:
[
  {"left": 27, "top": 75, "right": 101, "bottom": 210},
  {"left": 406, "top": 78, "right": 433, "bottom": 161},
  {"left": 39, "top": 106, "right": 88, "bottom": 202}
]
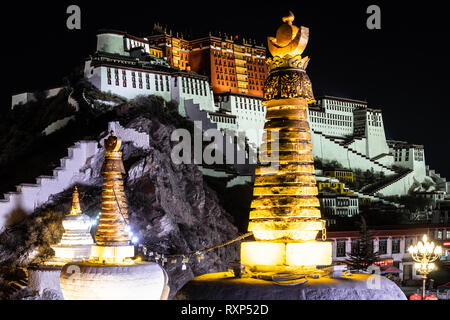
[
  {"left": 210, "top": 115, "right": 236, "bottom": 124},
  {"left": 181, "top": 77, "right": 208, "bottom": 96},
  {"left": 394, "top": 149, "right": 410, "bottom": 162},
  {"left": 311, "top": 117, "right": 353, "bottom": 127},
  {"left": 336, "top": 237, "right": 404, "bottom": 257},
  {"left": 325, "top": 102, "right": 358, "bottom": 113},
  {"left": 321, "top": 198, "right": 358, "bottom": 207}
]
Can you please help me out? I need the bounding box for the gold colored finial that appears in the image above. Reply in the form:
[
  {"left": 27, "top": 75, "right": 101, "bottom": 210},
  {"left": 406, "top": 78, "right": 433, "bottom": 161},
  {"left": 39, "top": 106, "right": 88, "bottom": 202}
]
[
  {"left": 282, "top": 11, "right": 295, "bottom": 25},
  {"left": 68, "top": 186, "right": 82, "bottom": 216},
  {"left": 104, "top": 130, "right": 122, "bottom": 152},
  {"left": 267, "top": 12, "right": 309, "bottom": 59}
]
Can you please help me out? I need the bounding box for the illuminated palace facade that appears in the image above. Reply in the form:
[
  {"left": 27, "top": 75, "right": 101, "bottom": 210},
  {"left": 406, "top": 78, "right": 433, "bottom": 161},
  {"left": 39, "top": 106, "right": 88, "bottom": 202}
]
[
  {"left": 83, "top": 27, "right": 449, "bottom": 202},
  {"left": 85, "top": 27, "right": 268, "bottom": 147}
]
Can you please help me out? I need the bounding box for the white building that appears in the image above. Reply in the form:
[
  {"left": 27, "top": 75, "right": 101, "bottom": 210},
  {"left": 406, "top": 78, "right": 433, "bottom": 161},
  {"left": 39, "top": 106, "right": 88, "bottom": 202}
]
[
  {"left": 11, "top": 87, "right": 65, "bottom": 109},
  {"left": 328, "top": 224, "right": 450, "bottom": 283},
  {"left": 84, "top": 30, "right": 215, "bottom": 117},
  {"left": 319, "top": 193, "right": 359, "bottom": 220},
  {"left": 214, "top": 92, "right": 266, "bottom": 148}
]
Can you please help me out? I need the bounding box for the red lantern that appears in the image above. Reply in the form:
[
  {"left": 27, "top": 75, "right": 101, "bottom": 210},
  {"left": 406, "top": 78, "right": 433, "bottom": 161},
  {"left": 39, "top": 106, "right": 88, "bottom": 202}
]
[
  {"left": 424, "top": 295, "right": 438, "bottom": 300},
  {"left": 409, "top": 293, "right": 422, "bottom": 300}
]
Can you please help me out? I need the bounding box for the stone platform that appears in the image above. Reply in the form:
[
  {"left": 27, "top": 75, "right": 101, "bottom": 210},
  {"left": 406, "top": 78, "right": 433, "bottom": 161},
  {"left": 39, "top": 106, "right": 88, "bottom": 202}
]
[
  {"left": 175, "top": 272, "right": 407, "bottom": 300},
  {"left": 60, "top": 261, "right": 169, "bottom": 300}
]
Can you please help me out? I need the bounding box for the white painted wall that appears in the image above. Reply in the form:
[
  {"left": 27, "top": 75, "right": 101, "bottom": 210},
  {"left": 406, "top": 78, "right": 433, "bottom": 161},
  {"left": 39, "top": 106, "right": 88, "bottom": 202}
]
[
  {"left": 227, "top": 95, "right": 266, "bottom": 147},
  {"left": 97, "top": 33, "right": 127, "bottom": 55},
  {"left": 170, "top": 75, "right": 215, "bottom": 117},
  {"left": 311, "top": 130, "right": 396, "bottom": 175},
  {"left": 0, "top": 141, "right": 99, "bottom": 230}
]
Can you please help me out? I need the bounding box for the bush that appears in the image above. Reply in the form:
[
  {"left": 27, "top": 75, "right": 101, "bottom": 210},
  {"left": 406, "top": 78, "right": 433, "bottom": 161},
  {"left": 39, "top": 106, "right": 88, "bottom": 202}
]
[{"left": 0, "top": 209, "right": 64, "bottom": 267}]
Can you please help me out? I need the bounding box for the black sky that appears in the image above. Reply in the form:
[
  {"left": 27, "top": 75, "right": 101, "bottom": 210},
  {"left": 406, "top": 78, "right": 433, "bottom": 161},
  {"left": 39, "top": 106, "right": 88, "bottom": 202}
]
[{"left": 2, "top": 1, "right": 449, "bottom": 179}]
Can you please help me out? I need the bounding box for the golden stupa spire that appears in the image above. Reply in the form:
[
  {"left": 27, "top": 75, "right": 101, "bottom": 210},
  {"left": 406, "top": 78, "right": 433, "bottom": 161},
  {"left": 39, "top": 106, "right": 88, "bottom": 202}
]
[
  {"left": 95, "top": 131, "right": 130, "bottom": 246},
  {"left": 68, "top": 186, "right": 82, "bottom": 216},
  {"left": 241, "top": 13, "right": 331, "bottom": 272}
]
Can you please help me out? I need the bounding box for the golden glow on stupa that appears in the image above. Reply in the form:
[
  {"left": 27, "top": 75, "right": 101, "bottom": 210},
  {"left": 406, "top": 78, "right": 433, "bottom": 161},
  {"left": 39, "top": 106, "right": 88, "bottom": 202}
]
[
  {"left": 241, "top": 12, "right": 332, "bottom": 272},
  {"left": 89, "top": 131, "right": 135, "bottom": 263},
  {"left": 67, "top": 186, "right": 82, "bottom": 216}
]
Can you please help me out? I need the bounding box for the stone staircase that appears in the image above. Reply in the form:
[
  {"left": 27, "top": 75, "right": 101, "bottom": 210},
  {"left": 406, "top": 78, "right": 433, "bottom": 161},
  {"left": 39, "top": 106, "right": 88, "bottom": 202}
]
[
  {"left": 427, "top": 166, "right": 449, "bottom": 193},
  {"left": 313, "top": 130, "right": 396, "bottom": 175},
  {"left": 361, "top": 169, "right": 414, "bottom": 197}
]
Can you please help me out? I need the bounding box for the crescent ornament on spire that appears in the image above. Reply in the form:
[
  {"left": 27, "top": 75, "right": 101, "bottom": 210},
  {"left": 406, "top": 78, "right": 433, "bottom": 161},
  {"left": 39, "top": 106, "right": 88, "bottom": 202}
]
[{"left": 267, "top": 12, "right": 309, "bottom": 58}]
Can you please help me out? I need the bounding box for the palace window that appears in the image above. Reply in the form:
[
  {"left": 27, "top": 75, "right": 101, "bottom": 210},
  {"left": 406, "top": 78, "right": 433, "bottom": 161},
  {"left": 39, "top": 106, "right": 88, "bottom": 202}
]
[
  {"left": 351, "top": 239, "right": 359, "bottom": 255},
  {"left": 336, "top": 240, "right": 346, "bottom": 257},
  {"left": 132, "top": 72, "right": 136, "bottom": 88},
  {"left": 160, "top": 75, "right": 164, "bottom": 91},
  {"left": 378, "top": 238, "right": 387, "bottom": 254},
  {"left": 115, "top": 69, "right": 119, "bottom": 86},
  {"left": 122, "top": 70, "right": 127, "bottom": 87},
  {"left": 145, "top": 74, "right": 150, "bottom": 89},
  {"left": 392, "top": 238, "right": 401, "bottom": 254}
]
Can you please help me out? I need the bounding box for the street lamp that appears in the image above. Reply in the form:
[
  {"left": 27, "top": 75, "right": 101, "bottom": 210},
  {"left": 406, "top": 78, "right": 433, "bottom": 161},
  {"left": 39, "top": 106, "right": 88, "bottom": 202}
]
[{"left": 408, "top": 234, "right": 443, "bottom": 298}]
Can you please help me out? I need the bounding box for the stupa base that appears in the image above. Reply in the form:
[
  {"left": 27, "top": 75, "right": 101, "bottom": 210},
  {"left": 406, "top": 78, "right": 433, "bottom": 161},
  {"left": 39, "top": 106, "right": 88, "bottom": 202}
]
[
  {"left": 60, "top": 261, "right": 169, "bottom": 300},
  {"left": 90, "top": 245, "right": 135, "bottom": 263},
  {"left": 52, "top": 245, "right": 92, "bottom": 261},
  {"left": 241, "top": 241, "right": 332, "bottom": 272},
  {"left": 175, "top": 272, "right": 407, "bottom": 300}
]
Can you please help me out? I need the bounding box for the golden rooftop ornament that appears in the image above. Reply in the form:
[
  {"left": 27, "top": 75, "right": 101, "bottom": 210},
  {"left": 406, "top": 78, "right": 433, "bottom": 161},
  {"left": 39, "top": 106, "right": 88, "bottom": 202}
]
[{"left": 267, "top": 11, "right": 309, "bottom": 59}]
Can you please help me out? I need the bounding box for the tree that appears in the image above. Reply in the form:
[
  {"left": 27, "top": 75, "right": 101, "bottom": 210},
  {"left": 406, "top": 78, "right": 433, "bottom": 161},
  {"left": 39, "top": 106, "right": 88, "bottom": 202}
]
[{"left": 346, "top": 215, "right": 380, "bottom": 271}]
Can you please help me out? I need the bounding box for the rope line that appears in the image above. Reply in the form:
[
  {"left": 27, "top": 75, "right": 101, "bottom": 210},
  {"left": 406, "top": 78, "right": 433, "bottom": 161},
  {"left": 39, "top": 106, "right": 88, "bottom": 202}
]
[
  {"left": 112, "top": 185, "right": 129, "bottom": 226},
  {"left": 163, "top": 232, "right": 254, "bottom": 258}
]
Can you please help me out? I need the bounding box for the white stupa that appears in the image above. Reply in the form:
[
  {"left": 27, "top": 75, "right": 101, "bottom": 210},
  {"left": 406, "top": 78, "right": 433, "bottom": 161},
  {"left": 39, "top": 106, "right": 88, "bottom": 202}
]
[
  {"left": 49, "top": 186, "right": 94, "bottom": 264},
  {"left": 28, "top": 186, "right": 94, "bottom": 298}
]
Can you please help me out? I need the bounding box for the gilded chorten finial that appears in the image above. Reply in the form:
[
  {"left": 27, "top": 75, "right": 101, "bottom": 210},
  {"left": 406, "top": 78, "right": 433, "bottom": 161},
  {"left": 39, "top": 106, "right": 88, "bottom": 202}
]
[
  {"left": 263, "top": 12, "right": 314, "bottom": 103},
  {"left": 267, "top": 11, "right": 309, "bottom": 59},
  {"left": 104, "top": 130, "right": 122, "bottom": 152},
  {"left": 68, "top": 186, "right": 82, "bottom": 216}
]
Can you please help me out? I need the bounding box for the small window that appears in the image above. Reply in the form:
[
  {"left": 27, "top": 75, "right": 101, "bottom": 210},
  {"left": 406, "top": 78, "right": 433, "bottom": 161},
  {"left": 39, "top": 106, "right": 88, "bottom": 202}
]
[
  {"left": 336, "top": 240, "right": 346, "bottom": 257},
  {"left": 378, "top": 238, "right": 387, "bottom": 255},
  {"left": 392, "top": 238, "right": 400, "bottom": 254}
]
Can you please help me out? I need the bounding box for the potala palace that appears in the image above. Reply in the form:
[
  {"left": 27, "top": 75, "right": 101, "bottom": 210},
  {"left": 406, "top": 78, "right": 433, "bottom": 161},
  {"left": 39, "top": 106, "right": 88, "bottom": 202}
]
[
  {"left": 6, "top": 27, "right": 449, "bottom": 228},
  {"left": 81, "top": 29, "right": 448, "bottom": 195}
]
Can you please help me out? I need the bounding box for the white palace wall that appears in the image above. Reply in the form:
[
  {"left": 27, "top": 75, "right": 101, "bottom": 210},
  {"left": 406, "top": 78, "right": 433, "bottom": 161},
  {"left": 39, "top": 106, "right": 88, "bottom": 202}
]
[{"left": 0, "top": 141, "right": 99, "bottom": 230}]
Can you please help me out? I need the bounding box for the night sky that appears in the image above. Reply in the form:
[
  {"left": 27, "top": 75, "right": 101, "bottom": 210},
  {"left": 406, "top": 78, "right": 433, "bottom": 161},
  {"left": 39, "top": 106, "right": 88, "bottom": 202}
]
[{"left": 2, "top": 1, "right": 449, "bottom": 179}]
